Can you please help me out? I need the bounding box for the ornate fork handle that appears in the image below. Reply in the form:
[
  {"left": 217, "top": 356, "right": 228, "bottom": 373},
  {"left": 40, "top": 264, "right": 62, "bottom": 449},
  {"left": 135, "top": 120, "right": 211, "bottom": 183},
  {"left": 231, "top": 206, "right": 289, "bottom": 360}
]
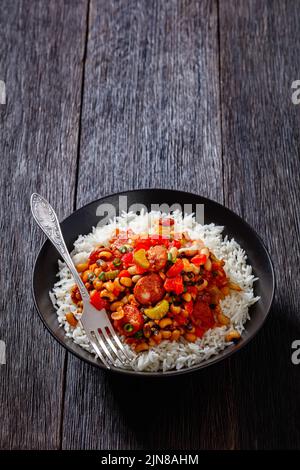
[{"left": 30, "top": 193, "right": 89, "bottom": 302}]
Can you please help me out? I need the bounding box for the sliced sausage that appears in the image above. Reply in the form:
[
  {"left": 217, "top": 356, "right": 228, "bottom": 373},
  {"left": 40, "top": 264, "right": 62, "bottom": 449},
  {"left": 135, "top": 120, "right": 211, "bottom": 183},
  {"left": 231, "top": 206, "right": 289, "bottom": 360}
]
[
  {"left": 114, "top": 304, "right": 144, "bottom": 336},
  {"left": 133, "top": 273, "right": 165, "bottom": 305},
  {"left": 147, "top": 245, "right": 167, "bottom": 271}
]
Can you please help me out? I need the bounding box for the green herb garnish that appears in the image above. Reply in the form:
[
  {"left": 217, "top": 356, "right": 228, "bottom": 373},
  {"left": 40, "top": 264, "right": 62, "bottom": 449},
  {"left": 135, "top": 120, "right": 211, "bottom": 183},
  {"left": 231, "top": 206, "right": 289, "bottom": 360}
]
[{"left": 123, "top": 323, "right": 134, "bottom": 333}]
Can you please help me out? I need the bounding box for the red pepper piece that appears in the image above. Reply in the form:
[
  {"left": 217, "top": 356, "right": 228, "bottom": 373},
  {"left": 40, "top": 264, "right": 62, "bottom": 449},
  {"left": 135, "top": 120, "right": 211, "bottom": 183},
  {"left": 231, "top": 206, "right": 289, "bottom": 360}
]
[
  {"left": 166, "top": 259, "right": 184, "bottom": 277},
  {"left": 121, "top": 252, "right": 134, "bottom": 268},
  {"left": 90, "top": 291, "right": 108, "bottom": 311},
  {"left": 118, "top": 269, "right": 131, "bottom": 278},
  {"left": 191, "top": 254, "right": 207, "bottom": 266},
  {"left": 164, "top": 275, "right": 184, "bottom": 295}
]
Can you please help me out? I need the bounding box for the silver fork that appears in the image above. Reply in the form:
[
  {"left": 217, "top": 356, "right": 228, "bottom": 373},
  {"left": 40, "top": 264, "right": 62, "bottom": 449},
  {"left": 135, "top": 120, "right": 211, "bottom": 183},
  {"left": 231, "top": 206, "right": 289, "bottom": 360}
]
[{"left": 30, "top": 193, "right": 133, "bottom": 370}]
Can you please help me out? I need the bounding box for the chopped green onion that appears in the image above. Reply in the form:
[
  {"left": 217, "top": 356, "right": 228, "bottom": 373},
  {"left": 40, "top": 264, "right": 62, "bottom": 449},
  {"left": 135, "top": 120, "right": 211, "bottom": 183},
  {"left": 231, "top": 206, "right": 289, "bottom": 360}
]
[
  {"left": 123, "top": 323, "right": 134, "bottom": 333},
  {"left": 113, "top": 258, "right": 122, "bottom": 267},
  {"left": 98, "top": 272, "right": 106, "bottom": 281},
  {"left": 167, "top": 252, "right": 173, "bottom": 262},
  {"left": 134, "top": 330, "right": 143, "bottom": 339},
  {"left": 120, "top": 246, "right": 128, "bottom": 254}
]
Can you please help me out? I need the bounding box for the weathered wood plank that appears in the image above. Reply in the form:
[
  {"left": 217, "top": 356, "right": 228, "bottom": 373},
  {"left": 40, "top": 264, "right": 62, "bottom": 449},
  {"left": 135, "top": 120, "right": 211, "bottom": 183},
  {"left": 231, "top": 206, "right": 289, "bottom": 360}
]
[
  {"left": 219, "top": 0, "right": 300, "bottom": 449},
  {"left": 0, "top": 0, "right": 87, "bottom": 449},
  {"left": 62, "top": 0, "right": 225, "bottom": 450}
]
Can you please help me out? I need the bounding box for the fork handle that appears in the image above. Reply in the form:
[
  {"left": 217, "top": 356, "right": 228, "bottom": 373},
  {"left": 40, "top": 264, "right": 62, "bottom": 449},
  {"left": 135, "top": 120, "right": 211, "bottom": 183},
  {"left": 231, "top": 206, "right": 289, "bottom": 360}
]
[{"left": 30, "top": 193, "right": 90, "bottom": 302}]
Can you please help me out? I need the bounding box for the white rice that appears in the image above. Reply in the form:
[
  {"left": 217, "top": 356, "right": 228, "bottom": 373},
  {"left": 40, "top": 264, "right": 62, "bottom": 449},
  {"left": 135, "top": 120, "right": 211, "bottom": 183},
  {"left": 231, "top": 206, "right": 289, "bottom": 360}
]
[{"left": 50, "top": 211, "right": 259, "bottom": 372}]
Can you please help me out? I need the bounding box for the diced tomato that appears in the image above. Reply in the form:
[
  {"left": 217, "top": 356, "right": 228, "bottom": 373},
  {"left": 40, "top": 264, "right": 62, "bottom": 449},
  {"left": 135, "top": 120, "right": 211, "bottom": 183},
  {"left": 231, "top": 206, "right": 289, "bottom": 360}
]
[
  {"left": 114, "top": 305, "right": 144, "bottom": 337},
  {"left": 184, "top": 300, "right": 193, "bottom": 315},
  {"left": 135, "top": 239, "right": 152, "bottom": 250},
  {"left": 118, "top": 269, "right": 130, "bottom": 278},
  {"left": 135, "top": 264, "right": 148, "bottom": 274},
  {"left": 164, "top": 275, "right": 184, "bottom": 295},
  {"left": 176, "top": 314, "right": 188, "bottom": 325},
  {"left": 187, "top": 286, "right": 198, "bottom": 297},
  {"left": 191, "top": 254, "right": 207, "bottom": 266},
  {"left": 191, "top": 299, "right": 215, "bottom": 328},
  {"left": 166, "top": 259, "right": 184, "bottom": 277},
  {"left": 121, "top": 252, "right": 134, "bottom": 268},
  {"left": 90, "top": 291, "right": 108, "bottom": 310},
  {"left": 194, "top": 326, "right": 207, "bottom": 338},
  {"left": 211, "top": 262, "right": 228, "bottom": 287}
]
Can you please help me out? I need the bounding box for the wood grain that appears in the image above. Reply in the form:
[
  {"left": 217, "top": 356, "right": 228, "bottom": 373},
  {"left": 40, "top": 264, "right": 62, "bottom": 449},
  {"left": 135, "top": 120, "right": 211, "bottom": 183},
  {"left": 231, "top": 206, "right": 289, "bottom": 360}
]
[
  {"left": 219, "top": 0, "right": 300, "bottom": 449},
  {"left": 0, "top": 0, "right": 88, "bottom": 449},
  {"left": 1, "top": 0, "right": 299, "bottom": 451},
  {"left": 62, "top": 0, "right": 227, "bottom": 450}
]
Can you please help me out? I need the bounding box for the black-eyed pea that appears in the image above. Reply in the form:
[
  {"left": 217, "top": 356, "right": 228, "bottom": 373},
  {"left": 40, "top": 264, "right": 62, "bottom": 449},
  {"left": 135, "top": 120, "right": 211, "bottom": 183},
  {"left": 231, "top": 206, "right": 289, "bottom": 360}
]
[
  {"left": 198, "top": 279, "right": 208, "bottom": 291},
  {"left": 110, "top": 301, "right": 124, "bottom": 311},
  {"left": 161, "top": 330, "right": 172, "bottom": 339},
  {"left": 182, "top": 309, "right": 189, "bottom": 318},
  {"left": 190, "top": 264, "right": 200, "bottom": 275},
  {"left": 100, "top": 290, "right": 116, "bottom": 301},
  {"left": 170, "top": 304, "right": 181, "bottom": 315},
  {"left": 128, "top": 266, "right": 137, "bottom": 275},
  {"left": 221, "top": 286, "right": 230, "bottom": 296},
  {"left": 171, "top": 329, "right": 181, "bottom": 341},
  {"left": 200, "top": 247, "right": 210, "bottom": 257},
  {"left": 159, "top": 318, "right": 172, "bottom": 329},
  {"left": 93, "top": 279, "right": 103, "bottom": 290},
  {"left": 76, "top": 262, "right": 89, "bottom": 273},
  {"left": 120, "top": 276, "right": 132, "bottom": 287},
  {"left": 103, "top": 281, "right": 114, "bottom": 292},
  {"left": 111, "top": 310, "right": 124, "bottom": 320},
  {"left": 82, "top": 270, "right": 93, "bottom": 283},
  {"left": 182, "top": 292, "right": 192, "bottom": 302},
  {"left": 186, "top": 324, "right": 195, "bottom": 333},
  {"left": 228, "top": 281, "right": 242, "bottom": 292},
  {"left": 143, "top": 323, "right": 152, "bottom": 338},
  {"left": 114, "top": 278, "right": 125, "bottom": 292},
  {"left": 65, "top": 312, "right": 78, "bottom": 327},
  {"left": 135, "top": 342, "right": 149, "bottom": 352},
  {"left": 98, "top": 251, "right": 112, "bottom": 260},
  {"left": 204, "top": 258, "right": 212, "bottom": 271},
  {"left": 182, "top": 258, "right": 192, "bottom": 272},
  {"left": 184, "top": 333, "right": 197, "bottom": 342},
  {"left": 225, "top": 330, "right": 241, "bottom": 342},
  {"left": 152, "top": 331, "right": 162, "bottom": 344},
  {"left": 217, "top": 312, "right": 230, "bottom": 325}
]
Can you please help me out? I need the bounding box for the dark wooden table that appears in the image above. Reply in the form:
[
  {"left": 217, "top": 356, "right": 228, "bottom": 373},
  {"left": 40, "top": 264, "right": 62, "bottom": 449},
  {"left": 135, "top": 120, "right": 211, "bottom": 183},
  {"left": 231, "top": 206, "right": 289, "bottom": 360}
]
[{"left": 1, "top": 0, "right": 299, "bottom": 450}]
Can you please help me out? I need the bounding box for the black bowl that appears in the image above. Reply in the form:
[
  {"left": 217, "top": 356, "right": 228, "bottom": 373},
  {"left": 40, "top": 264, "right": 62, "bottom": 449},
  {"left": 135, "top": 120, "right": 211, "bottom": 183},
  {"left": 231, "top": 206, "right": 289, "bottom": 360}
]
[{"left": 32, "top": 189, "right": 275, "bottom": 376}]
